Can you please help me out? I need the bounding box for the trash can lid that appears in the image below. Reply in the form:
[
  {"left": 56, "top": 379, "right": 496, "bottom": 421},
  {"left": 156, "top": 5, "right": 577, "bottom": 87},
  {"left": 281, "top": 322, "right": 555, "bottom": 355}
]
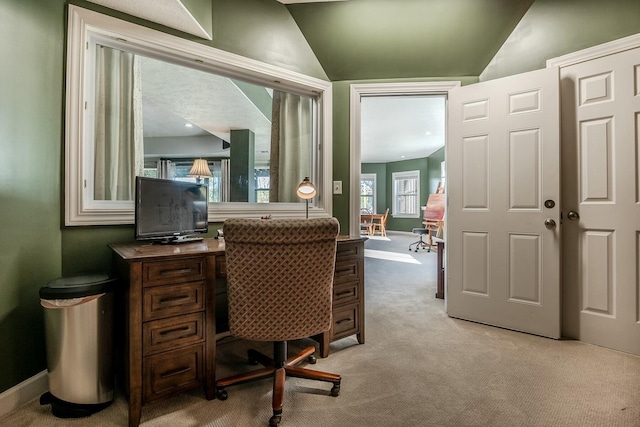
[{"left": 39, "top": 273, "right": 116, "bottom": 299}]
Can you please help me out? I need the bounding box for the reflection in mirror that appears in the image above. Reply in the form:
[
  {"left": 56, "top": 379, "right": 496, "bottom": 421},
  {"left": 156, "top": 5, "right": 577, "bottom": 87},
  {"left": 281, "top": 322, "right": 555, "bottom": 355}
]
[
  {"left": 65, "top": 6, "right": 332, "bottom": 225},
  {"left": 93, "top": 44, "right": 313, "bottom": 205}
]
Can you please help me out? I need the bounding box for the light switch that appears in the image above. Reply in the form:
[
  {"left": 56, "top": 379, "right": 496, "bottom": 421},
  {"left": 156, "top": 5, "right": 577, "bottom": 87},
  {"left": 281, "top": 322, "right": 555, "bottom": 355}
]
[{"left": 333, "top": 181, "right": 342, "bottom": 194}]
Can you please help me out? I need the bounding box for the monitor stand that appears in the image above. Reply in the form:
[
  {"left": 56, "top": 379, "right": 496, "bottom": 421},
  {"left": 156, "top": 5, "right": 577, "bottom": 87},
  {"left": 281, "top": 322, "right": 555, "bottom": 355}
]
[{"left": 159, "top": 235, "right": 204, "bottom": 244}]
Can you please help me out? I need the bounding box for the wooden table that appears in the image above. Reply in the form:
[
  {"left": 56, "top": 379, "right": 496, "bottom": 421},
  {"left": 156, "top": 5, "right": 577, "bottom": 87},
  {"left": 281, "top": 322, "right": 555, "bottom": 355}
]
[{"left": 360, "top": 213, "right": 384, "bottom": 235}]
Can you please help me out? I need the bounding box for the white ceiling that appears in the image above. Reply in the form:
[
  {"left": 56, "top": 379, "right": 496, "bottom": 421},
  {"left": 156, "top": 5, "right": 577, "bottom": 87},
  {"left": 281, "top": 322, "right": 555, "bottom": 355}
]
[
  {"left": 86, "top": 0, "right": 211, "bottom": 39},
  {"left": 361, "top": 96, "right": 445, "bottom": 163}
]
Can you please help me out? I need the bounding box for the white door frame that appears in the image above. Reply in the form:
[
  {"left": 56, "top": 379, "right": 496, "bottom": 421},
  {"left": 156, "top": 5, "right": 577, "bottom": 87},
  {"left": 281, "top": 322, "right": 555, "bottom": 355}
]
[{"left": 348, "top": 81, "right": 460, "bottom": 237}]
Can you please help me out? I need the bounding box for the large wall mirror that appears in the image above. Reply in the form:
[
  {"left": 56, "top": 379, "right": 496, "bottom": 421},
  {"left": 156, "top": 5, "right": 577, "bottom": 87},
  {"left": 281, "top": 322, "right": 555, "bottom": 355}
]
[{"left": 65, "top": 6, "right": 332, "bottom": 225}]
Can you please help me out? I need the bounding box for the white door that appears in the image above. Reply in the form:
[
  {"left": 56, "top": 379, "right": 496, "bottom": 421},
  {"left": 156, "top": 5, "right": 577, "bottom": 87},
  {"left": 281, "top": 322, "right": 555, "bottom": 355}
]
[
  {"left": 447, "top": 67, "right": 561, "bottom": 338},
  {"left": 560, "top": 47, "right": 640, "bottom": 355}
]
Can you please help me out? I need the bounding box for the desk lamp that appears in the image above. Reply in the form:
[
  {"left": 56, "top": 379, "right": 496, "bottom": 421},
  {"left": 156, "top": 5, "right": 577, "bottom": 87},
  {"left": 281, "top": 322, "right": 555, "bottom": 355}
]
[
  {"left": 188, "top": 158, "right": 212, "bottom": 183},
  {"left": 296, "top": 177, "right": 316, "bottom": 218}
]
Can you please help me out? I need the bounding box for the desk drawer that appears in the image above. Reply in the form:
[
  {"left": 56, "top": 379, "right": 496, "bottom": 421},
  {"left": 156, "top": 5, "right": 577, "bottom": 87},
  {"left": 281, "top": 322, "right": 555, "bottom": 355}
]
[
  {"left": 334, "top": 259, "right": 360, "bottom": 285},
  {"left": 143, "top": 282, "right": 205, "bottom": 321},
  {"left": 143, "top": 344, "right": 204, "bottom": 403},
  {"left": 336, "top": 241, "right": 362, "bottom": 261},
  {"left": 332, "top": 302, "right": 360, "bottom": 340},
  {"left": 333, "top": 282, "right": 359, "bottom": 306},
  {"left": 143, "top": 258, "right": 205, "bottom": 287},
  {"left": 143, "top": 312, "right": 204, "bottom": 356}
]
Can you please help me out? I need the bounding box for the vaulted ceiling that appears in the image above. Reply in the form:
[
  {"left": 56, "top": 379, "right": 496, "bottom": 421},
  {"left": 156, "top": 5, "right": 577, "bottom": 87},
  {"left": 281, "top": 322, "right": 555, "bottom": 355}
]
[{"left": 284, "top": 0, "right": 535, "bottom": 81}]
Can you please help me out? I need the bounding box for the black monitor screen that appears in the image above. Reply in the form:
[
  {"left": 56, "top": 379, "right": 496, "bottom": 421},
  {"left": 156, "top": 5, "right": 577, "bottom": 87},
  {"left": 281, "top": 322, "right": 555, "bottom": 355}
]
[{"left": 135, "top": 177, "right": 208, "bottom": 241}]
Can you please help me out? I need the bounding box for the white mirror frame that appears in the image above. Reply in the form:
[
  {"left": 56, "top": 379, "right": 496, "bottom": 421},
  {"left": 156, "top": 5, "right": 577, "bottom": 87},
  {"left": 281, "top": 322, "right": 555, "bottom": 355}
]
[{"left": 65, "top": 5, "right": 332, "bottom": 226}]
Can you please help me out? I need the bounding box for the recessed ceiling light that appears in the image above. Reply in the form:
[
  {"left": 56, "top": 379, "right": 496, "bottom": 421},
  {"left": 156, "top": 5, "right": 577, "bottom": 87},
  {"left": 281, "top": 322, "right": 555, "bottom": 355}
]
[
  {"left": 425, "top": 131, "right": 432, "bottom": 135},
  {"left": 185, "top": 123, "right": 193, "bottom": 128}
]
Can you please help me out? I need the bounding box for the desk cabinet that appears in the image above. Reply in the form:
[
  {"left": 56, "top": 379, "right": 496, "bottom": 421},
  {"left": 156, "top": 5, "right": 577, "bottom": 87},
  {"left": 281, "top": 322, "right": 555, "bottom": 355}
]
[{"left": 111, "top": 240, "right": 222, "bottom": 427}]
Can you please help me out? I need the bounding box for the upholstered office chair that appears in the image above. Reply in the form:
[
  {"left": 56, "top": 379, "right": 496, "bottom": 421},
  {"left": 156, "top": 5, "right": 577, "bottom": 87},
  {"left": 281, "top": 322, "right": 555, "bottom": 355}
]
[{"left": 215, "top": 218, "right": 341, "bottom": 427}]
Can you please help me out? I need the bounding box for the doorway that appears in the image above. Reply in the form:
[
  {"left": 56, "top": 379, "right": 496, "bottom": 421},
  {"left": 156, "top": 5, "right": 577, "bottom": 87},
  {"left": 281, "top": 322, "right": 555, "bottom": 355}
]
[{"left": 348, "top": 82, "right": 460, "bottom": 237}]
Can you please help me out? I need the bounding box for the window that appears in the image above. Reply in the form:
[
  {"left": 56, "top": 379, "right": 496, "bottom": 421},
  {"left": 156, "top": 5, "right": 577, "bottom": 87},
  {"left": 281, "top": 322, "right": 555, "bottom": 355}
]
[
  {"left": 360, "top": 174, "right": 376, "bottom": 213},
  {"left": 255, "top": 168, "right": 270, "bottom": 203},
  {"left": 392, "top": 170, "right": 420, "bottom": 218}
]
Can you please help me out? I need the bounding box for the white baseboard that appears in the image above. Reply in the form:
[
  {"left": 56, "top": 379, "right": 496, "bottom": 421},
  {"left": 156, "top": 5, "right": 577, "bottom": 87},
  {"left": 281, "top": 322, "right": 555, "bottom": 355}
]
[{"left": 0, "top": 371, "right": 48, "bottom": 419}]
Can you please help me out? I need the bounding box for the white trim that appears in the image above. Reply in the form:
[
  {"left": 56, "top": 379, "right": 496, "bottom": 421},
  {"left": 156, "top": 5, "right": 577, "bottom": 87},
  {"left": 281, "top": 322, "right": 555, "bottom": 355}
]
[
  {"left": 65, "top": 5, "right": 333, "bottom": 225},
  {"left": 547, "top": 33, "right": 640, "bottom": 69},
  {"left": 349, "top": 81, "right": 460, "bottom": 235},
  {"left": 0, "top": 371, "right": 48, "bottom": 419}
]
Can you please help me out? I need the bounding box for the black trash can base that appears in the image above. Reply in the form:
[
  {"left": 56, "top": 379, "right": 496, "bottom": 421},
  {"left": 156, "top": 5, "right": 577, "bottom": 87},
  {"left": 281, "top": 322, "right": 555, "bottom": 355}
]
[{"left": 39, "top": 392, "right": 112, "bottom": 418}]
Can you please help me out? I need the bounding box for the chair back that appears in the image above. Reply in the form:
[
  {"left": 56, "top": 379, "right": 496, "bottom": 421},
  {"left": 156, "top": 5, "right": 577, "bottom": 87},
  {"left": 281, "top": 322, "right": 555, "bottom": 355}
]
[
  {"left": 381, "top": 208, "right": 389, "bottom": 224},
  {"left": 223, "top": 218, "right": 340, "bottom": 342}
]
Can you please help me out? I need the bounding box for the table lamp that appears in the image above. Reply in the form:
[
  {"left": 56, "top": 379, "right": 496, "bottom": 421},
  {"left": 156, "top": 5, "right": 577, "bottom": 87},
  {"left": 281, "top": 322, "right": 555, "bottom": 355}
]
[
  {"left": 188, "top": 158, "right": 212, "bottom": 183},
  {"left": 296, "top": 177, "right": 316, "bottom": 218}
]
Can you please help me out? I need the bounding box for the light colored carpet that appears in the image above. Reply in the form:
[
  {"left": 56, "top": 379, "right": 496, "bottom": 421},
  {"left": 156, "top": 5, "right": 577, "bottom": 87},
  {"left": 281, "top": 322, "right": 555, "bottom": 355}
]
[{"left": 3, "top": 231, "right": 639, "bottom": 426}]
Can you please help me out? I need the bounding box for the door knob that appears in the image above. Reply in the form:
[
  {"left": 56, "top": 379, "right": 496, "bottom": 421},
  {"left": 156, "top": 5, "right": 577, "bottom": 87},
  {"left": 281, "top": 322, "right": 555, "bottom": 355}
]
[
  {"left": 544, "top": 219, "right": 556, "bottom": 229},
  {"left": 566, "top": 211, "right": 579, "bottom": 221}
]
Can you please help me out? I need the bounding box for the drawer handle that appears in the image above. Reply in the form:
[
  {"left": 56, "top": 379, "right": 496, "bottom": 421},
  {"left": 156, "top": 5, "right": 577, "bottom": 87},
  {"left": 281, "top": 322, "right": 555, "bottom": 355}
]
[
  {"left": 159, "top": 295, "right": 191, "bottom": 304},
  {"left": 336, "top": 318, "right": 352, "bottom": 325},
  {"left": 160, "top": 366, "right": 191, "bottom": 378},
  {"left": 336, "top": 290, "right": 353, "bottom": 297},
  {"left": 159, "top": 325, "right": 190, "bottom": 336},
  {"left": 160, "top": 268, "right": 193, "bottom": 276}
]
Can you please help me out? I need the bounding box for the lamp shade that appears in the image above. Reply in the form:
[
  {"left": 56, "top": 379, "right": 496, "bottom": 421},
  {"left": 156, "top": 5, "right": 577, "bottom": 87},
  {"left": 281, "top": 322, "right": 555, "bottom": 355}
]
[
  {"left": 296, "top": 177, "right": 316, "bottom": 200},
  {"left": 188, "top": 158, "right": 212, "bottom": 178}
]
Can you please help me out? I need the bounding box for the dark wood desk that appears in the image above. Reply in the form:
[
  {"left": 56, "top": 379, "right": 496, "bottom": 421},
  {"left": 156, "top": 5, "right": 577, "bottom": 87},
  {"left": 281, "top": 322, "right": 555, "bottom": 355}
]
[{"left": 110, "top": 235, "right": 365, "bottom": 427}]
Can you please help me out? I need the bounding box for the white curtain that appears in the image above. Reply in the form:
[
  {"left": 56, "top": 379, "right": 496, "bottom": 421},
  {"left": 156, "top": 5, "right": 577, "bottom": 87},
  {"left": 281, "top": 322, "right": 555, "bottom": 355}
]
[
  {"left": 157, "top": 159, "right": 175, "bottom": 180},
  {"left": 221, "top": 159, "right": 230, "bottom": 202},
  {"left": 94, "top": 46, "right": 143, "bottom": 200},
  {"left": 269, "top": 91, "right": 313, "bottom": 203}
]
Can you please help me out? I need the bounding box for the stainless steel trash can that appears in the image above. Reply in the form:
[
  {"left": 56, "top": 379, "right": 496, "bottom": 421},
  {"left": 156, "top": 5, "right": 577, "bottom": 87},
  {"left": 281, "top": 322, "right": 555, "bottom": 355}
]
[{"left": 39, "top": 273, "right": 116, "bottom": 418}]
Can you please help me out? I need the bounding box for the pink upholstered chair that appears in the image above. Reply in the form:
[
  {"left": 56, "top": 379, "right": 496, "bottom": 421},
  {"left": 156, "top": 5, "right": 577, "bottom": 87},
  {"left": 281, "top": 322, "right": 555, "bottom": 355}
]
[{"left": 215, "top": 218, "right": 341, "bottom": 427}]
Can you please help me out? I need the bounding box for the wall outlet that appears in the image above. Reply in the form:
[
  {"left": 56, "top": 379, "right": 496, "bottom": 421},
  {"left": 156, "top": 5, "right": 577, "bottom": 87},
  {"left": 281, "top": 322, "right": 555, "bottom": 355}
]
[{"left": 333, "top": 180, "right": 343, "bottom": 195}]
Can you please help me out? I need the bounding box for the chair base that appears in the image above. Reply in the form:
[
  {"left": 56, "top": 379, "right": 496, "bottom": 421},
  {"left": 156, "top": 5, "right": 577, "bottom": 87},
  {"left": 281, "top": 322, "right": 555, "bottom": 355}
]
[
  {"left": 215, "top": 341, "right": 341, "bottom": 426},
  {"left": 409, "top": 228, "right": 432, "bottom": 252}
]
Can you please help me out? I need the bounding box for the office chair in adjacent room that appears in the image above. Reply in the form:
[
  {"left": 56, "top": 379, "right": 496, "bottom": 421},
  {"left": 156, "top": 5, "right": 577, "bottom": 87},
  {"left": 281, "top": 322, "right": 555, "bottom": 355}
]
[
  {"left": 409, "top": 193, "right": 445, "bottom": 252},
  {"left": 215, "top": 218, "right": 341, "bottom": 427}
]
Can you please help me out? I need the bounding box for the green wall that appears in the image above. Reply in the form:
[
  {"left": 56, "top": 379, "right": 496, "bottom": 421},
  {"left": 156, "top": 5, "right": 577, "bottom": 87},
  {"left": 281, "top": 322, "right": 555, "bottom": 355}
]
[
  {"left": 3, "top": 0, "right": 640, "bottom": 396},
  {"left": 481, "top": 0, "right": 640, "bottom": 80},
  {"left": 0, "top": 0, "right": 65, "bottom": 393},
  {"left": 427, "top": 147, "right": 445, "bottom": 193}
]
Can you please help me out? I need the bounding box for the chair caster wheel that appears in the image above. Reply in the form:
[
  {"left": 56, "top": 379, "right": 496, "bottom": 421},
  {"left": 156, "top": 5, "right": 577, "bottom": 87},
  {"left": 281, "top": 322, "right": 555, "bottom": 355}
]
[
  {"left": 248, "top": 349, "right": 259, "bottom": 365},
  {"left": 216, "top": 388, "right": 228, "bottom": 400},
  {"left": 330, "top": 383, "right": 340, "bottom": 397},
  {"left": 307, "top": 354, "right": 317, "bottom": 364},
  {"left": 269, "top": 413, "right": 281, "bottom": 426}
]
